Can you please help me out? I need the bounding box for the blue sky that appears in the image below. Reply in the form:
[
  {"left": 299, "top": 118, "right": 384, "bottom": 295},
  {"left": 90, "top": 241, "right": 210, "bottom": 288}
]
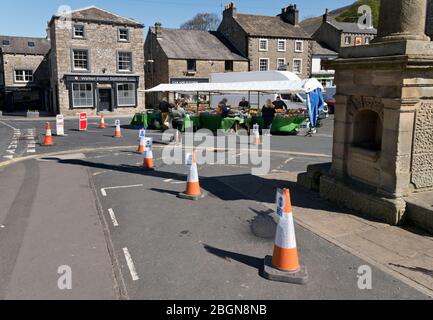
[{"left": 0, "top": 0, "right": 354, "bottom": 37}]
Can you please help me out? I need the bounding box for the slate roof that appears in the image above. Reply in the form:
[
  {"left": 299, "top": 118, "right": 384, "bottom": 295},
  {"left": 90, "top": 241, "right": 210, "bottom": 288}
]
[
  {"left": 151, "top": 27, "right": 247, "bottom": 61},
  {"left": 299, "top": 6, "right": 352, "bottom": 35},
  {"left": 51, "top": 6, "right": 143, "bottom": 27},
  {"left": 313, "top": 41, "right": 338, "bottom": 56},
  {"left": 0, "top": 35, "right": 50, "bottom": 55},
  {"left": 234, "top": 13, "right": 311, "bottom": 39},
  {"left": 327, "top": 20, "right": 377, "bottom": 35}
]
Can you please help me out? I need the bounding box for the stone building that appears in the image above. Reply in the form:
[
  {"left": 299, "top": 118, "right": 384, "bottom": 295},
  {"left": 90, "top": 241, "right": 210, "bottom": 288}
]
[
  {"left": 144, "top": 23, "right": 248, "bottom": 107},
  {"left": 48, "top": 6, "right": 145, "bottom": 116},
  {"left": 0, "top": 36, "right": 50, "bottom": 113},
  {"left": 217, "top": 3, "right": 313, "bottom": 79},
  {"left": 312, "top": 10, "right": 377, "bottom": 53},
  {"left": 311, "top": 42, "right": 338, "bottom": 88}
]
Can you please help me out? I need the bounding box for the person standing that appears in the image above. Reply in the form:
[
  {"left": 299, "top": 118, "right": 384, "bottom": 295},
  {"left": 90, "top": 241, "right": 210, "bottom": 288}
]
[
  {"left": 239, "top": 97, "right": 250, "bottom": 110},
  {"left": 170, "top": 100, "right": 186, "bottom": 131},
  {"left": 159, "top": 97, "right": 172, "bottom": 131},
  {"left": 262, "top": 99, "right": 276, "bottom": 132},
  {"left": 218, "top": 98, "right": 230, "bottom": 118},
  {"left": 273, "top": 96, "right": 288, "bottom": 110}
]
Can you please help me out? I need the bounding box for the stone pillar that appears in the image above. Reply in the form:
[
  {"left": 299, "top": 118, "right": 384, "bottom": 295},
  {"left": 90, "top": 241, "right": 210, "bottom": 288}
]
[{"left": 375, "top": 0, "right": 430, "bottom": 42}]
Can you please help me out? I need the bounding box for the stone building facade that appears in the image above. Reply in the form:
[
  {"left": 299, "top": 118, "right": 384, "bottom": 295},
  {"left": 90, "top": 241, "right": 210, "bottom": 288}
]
[
  {"left": 48, "top": 6, "right": 145, "bottom": 116},
  {"left": 0, "top": 36, "right": 50, "bottom": 113},
  {"left": 144, "top": 23, "right": 248, "bottom": 107},
  {"left": 312, "top": 10, "right": 377, "bottom": 53},
  {"left": 218, "top": 3, "right": 313, "bottom": 79}
]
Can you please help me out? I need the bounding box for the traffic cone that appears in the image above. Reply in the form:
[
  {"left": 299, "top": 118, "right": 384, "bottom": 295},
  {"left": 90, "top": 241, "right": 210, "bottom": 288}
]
[
  {"left": 178, "top": 151, "right": 206, "bottom": 201},
  {"left": 137, "top": 136, "right": 145, "bottom": 154},
  {"left": 254, "top": 130, "right": 261, "bottom": 145},
  {"left": 42, "top": 122, "right": 55, "bottom": 146},
  {"left": 142, "top": 147, "right": 155, "bottom": 171},
  {"left": 99, "top": 113, "right": 106, "bottom": 129},
  {"left": 263, "top": 188, "right": 308, "bottom": 284},
  {"left": 114, "top": 123, "right": 122, "bottom": 138}
]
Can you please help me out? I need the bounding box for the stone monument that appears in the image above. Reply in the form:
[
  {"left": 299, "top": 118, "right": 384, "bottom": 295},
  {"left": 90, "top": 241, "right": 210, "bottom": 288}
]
[{"left": 298, "top": 0, "right": 433, "bottom": 232}]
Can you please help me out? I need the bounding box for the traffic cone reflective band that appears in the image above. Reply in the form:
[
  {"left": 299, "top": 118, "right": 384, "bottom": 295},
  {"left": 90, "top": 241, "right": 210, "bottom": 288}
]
[
  {"left": 42, "top": 122, "right": 55, "bottom": 146},
  {"left": 137, "top": 137, "right": 145, "bottom": 154},
  {"left": 142, "top": 149, "right": 155, "bottom": 170},
  {"left": 179, "top": 151, "right": 206, "bottom": 200},
  {"left": 99, "top": 113, "right": 106, "bottom": 129},
  {"left": 272, "top": 189, "right": 299, "bottom": 272},
  {"left": 263, "top": 188, "right": 308, "bottom": 284},
  {"left": 114, "top": 123, "right": 122, "bottom": 138}
]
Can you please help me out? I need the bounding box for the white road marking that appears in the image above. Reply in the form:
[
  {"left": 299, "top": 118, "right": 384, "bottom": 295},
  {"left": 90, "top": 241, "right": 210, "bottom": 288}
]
[
  {"left": 273, "top": 157, "right": 294, "bottom": 172},
  {"left": 3, "top": 155, "right": 13, "bottom": 160},
  {"left": 0, "top": 121, "right": 18, "bottom": 130},
  {"left": 164, "top": 179, "right": 173, "bottom": 183},
  {"left": 100, "top": 184, "right": 144, "bottom": 197},
  {"left": 108, "top": 208, "right": 119, "bottom": 227},
  {"left": 27, "top": 149, "right": 36, "bottom": 154},
  {"left": 123, "top": 248, "right": 140, "bottom": 281}
]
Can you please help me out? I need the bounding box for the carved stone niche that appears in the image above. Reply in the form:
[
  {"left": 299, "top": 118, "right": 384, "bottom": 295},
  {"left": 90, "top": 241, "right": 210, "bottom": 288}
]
[{"left": 347, "top": 96, "right": 384, "bottom": 187}]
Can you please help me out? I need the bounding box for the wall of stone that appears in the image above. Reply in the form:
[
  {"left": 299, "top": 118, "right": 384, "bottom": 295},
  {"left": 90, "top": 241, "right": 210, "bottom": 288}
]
[
  {"left": 247, "top": 37, "right": 312, "bottom": 78},
  {"left": 2, "top": 53, "right": 49, "bottom": 87},
  {"left": 412, "top": 101, "right": 433, "bottom": 189},
  {"left": 313, "top": 22, "right": 341, "bottom": 52},
  {"left": 50, "top": 18, "right": 145, "bottom": 116},
  {"left": 217, "top": 16, "right": 248, "bottom": 57}
]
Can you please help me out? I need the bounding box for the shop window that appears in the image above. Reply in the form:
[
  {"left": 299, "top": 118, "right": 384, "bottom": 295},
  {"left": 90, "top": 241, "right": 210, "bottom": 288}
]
[
  {"left": 117, "top": 83, "right": 136, "bottom": 106},
  {"left": 353, "top": 110, "right": 382, "bottom": 151},
  {"left": 72, "top": 83, "right": 94, "bottom": 108}
]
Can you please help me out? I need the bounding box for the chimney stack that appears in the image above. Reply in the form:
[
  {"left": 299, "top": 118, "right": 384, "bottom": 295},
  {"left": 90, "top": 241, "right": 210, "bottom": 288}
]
[
  {"left": 323, "top": 8, "right": 329, "bottom": 23},
  {"left": 223, "top": 2, "right": 237, "bottom": 19},
  {"left": 280, "top": 4, "right": 299, "bottom": 26},
  {"left": 155, "top": 22, "right": 162, "bottom": 38}
]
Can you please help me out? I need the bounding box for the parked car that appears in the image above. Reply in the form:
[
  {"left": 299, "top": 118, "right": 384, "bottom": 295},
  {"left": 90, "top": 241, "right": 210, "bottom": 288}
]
[{"left": 323, "top": 88, "right": 336, "bottom": 114}]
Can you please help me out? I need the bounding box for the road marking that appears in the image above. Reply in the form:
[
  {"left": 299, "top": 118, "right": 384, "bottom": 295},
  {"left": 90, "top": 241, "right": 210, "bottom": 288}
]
[
  {"left": 273, "top": 157, "right": 294, "bottom": 172},
  {"left": 108, "top": 208, "right": 119, "bottom": 227},
  {"left": 100, "top": 184, "right": 144, "bottom": 197},
  {"left": 123, "top": 247, "right": 140, "bottom": 281},
  {"left": 0, "top": 121, "right": 18, "bottom": 130}
]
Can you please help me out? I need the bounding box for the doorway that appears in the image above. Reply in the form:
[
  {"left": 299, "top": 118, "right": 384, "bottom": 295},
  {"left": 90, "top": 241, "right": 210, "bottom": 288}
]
[{"left": 98, "top": 88, "right": 112, "bottom": 112}]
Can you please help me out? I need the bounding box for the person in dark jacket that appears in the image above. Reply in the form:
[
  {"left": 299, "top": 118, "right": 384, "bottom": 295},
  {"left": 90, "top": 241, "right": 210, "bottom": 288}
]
[
  {"left": 159, "top": 97, "right": 172, "bottom": 130},
  {"left": 262, "top": 99, "right": 276, "bottom": 131},
  {"left": 273, "top": 96, "right": 288, "bottom": 110}
]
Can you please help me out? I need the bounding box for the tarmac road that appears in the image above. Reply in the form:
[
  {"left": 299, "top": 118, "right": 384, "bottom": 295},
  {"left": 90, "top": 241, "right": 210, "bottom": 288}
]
[{"left": 0, "top": 116, "right": 430, "bottom": 299}]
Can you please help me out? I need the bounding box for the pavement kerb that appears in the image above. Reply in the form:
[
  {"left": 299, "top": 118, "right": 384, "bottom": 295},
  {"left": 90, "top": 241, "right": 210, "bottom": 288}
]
[{"left": 217, "top": 179, "right": 433, "bottom": 299}]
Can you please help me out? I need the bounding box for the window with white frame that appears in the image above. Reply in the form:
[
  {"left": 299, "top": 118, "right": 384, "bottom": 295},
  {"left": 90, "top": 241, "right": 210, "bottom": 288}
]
[
  {"left": 277, "top": 58, "right": 286, "bottom": 70},
  {"left": 15, "top": 70, "right": 33, "bottom": 83},
  {"left": 277, "top": 39, "right": 286, "bottom": 52},
  {"left": 293, "top": 59, "right": 302, "bottom": 74},
  {"left": 295, "top": 40, "right": 303, "bottom": 52},
  {"left": 72, "top": 83, "right": 94, "bottom": 107},
  {"left": 259, "top": 39, "right": 268, "bottom": 51},
  {"left": 73, "top": 49, "right": 89, "bottom": 71},
  {"left": 117, "top": 83, "right": 136, "bottom": 106},
  {"left": 344, "top": 36, "right": 351, "bottom": 45},
  {"left": 118, "top": 52, "right": 132, "bottom": 72},
  {"left": 73, "top": 25, "right": 85, "bottom": 38},
  {"left": 118, "top": 28, "right": 130, "bottom": 42},
  {"left": 259, "top": 58, "right": 269, "bottom": 71}
]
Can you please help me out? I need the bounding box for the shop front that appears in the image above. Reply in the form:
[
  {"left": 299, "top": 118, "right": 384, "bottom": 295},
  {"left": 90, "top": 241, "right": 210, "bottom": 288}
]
[{"left": 64, "top": 74, "right": 140, "bottom": 113}]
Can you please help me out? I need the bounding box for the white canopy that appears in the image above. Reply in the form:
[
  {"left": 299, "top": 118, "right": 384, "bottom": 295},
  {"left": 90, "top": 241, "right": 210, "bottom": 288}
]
[{"left": 145, "top": 78, "right": 324, "bottom": 94}]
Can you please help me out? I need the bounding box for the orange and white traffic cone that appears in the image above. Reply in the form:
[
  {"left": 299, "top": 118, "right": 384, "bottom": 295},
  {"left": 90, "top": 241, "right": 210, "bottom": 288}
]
[
  {"left": 178, "top": 151, "right": 206, "bottom": 200},
  {"left": 254, "top": 130, "right": 262, "bottom": 145},
  {"left": 263, "top": 188, "right": 308, "bottom": 284},
  {"left": 142, "top": 146, "right": 155, "bottom": 171},
  {"left": 114, "top": 122, "right": 122, "bottom": 138},
  {"left": 42, "top": 122, "right": 55, "bottom": 146},
  {"left": 137, "top": 137, "right": 145, "bottom": 154},
  {"left": 99, "top": 113, "right": 106, "bottom": 129}
]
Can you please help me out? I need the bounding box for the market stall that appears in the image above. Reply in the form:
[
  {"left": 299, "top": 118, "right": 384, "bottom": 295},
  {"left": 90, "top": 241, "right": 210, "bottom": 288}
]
[{"left": 144, "top": 73, "right": 325, "bottom": 134}]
